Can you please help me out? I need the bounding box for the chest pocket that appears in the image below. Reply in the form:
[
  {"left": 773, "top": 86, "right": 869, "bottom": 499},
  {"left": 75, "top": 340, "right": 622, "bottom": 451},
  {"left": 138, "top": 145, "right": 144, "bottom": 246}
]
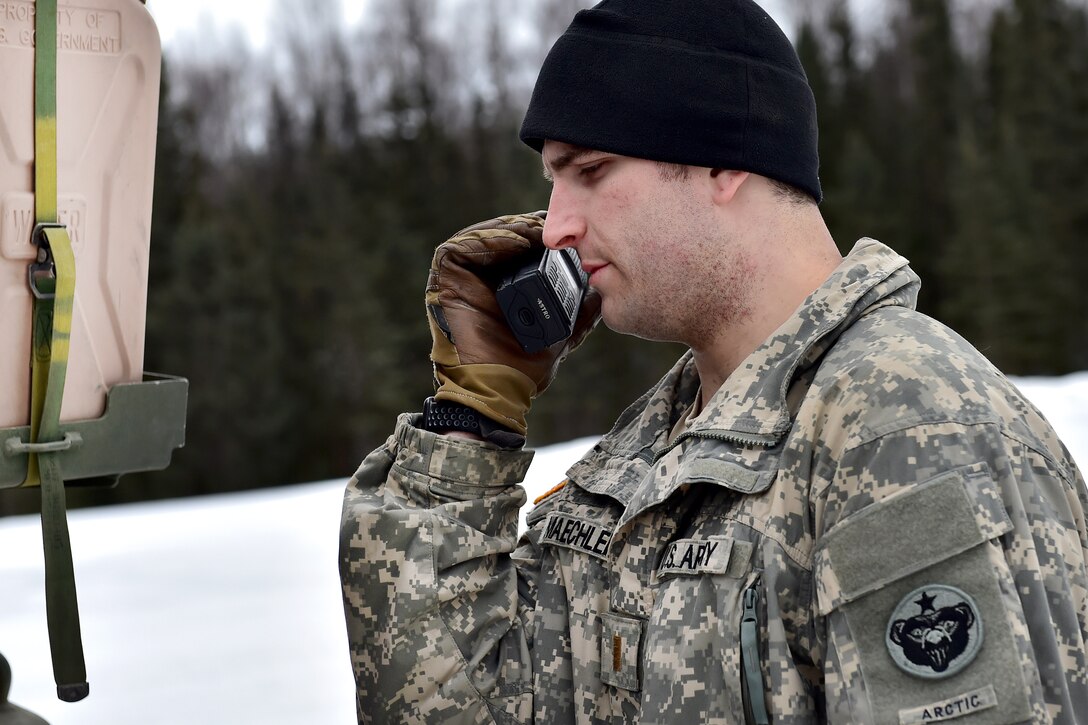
[
  {"left": 598, "top": 537, "right": 756, "bottom": 694},
  {"left": 612, "top": 474, "right": 765, "bottom": 722},
  {"left": 814, "top": 464, "right": 1034, "bottom": 725},
  {"left": 636, "top": 530, "right": 760, "bottom": 722}
]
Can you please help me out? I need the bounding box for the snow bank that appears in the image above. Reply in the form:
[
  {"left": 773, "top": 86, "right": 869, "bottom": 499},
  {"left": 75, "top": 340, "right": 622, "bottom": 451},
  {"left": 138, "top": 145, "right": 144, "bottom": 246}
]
[
  {"left": 0, "top": 375, "right": 1085, "bottom": 723},
  {"left": 1009, "top": 372, "right": 1088, "bottom": 470}
]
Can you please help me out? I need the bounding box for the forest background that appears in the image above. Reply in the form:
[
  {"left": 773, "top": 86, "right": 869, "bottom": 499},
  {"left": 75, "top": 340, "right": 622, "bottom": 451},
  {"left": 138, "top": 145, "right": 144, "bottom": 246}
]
[{"left": 4, "top": 0, "right": 1086, "bottom": 514}]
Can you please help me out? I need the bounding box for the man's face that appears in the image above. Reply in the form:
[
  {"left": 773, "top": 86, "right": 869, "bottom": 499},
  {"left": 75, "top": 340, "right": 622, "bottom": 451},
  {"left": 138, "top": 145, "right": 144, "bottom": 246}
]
[{"left": 541, "top": 140, "right": 752, "bottom": 346}]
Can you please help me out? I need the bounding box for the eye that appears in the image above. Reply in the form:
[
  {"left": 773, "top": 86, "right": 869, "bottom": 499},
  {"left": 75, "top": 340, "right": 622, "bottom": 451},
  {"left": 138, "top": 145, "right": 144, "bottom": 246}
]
[
  {"left": 579, "top": 161, "right": 606, "bottom": 179},
  {"left": 906, "top": 626, "right": 927, "bottom": 643}
]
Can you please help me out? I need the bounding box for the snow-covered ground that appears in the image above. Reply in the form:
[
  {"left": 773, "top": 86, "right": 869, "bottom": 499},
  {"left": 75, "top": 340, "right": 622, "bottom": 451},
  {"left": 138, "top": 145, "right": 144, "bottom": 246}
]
[{"left": 1, "top": 374, "right": 1086, "bottom": 724}]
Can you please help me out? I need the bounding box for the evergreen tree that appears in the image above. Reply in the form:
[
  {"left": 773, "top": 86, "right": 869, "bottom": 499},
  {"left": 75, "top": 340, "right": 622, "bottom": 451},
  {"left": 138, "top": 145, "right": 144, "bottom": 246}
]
[
  {"left": 900, "top": 0, "right": 962, "bottom": 315},
  {"left": 961, "top": 0, "right": 1085, "bottom": 372},
  {"left": 22, "top": 0, "right": 1088, "bottom": 515}
]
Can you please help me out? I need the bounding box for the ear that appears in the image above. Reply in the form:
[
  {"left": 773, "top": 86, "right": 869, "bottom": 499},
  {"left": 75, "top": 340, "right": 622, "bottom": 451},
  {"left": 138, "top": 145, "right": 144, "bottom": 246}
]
[
  {"left": 708, "top": 169, "right": 750, "bottom": 205},
  {"left": 952, "top": 603, "right": 975, "bottom": 629},
  {"left": 889, "top": 619, "right": 906, "bottom": 645}
]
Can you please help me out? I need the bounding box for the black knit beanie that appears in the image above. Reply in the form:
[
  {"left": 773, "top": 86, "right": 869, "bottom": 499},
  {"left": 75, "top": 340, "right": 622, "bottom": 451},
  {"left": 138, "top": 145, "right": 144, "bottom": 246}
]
[{"left": 520, "top": 0, "right": 822, "bottom": 203}]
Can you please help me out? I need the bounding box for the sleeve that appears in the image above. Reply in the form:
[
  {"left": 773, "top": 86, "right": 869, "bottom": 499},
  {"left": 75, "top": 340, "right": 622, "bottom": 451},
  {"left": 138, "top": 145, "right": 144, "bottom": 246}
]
[
  {"left": 339, "top": 413, "right": 541, "bottom": 724},
  {"left": 811, "top": 422, "right": 1088, "bottom": 725}
]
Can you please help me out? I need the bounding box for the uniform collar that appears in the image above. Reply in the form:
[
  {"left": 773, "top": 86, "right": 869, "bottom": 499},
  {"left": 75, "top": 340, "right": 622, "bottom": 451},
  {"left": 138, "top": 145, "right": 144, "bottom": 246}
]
[
  {"left": 567, "top": 239, "right": 919, "bottom": 514},
  {"left": 585, "top": 239, "right": 919, "bottom": 462},
  {"left": 689, "top": 238, "right": 919, "bottom": 440}
]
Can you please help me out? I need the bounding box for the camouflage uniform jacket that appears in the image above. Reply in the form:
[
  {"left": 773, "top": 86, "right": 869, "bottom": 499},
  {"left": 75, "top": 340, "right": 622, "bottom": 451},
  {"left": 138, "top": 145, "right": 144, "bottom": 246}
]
[{"left": 340, "top": 239, "right": 1088, "bottom": 725}]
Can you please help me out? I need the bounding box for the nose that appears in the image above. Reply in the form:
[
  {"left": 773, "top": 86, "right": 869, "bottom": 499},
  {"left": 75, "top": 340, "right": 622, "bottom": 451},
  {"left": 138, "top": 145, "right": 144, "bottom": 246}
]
[{"left": 542, "top": 183, "right": 586, "bottom": 250}]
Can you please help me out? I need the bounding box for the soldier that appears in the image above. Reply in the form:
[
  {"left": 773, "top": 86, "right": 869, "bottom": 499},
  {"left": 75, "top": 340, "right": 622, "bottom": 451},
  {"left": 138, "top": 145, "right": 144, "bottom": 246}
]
[{"left": 339, "top": 0, "right": 1088, "bottom": 723}]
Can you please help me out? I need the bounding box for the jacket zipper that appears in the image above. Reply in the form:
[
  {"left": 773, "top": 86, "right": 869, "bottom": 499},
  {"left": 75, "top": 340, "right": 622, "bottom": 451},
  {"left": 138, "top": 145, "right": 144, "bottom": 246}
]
[
  {"left": 651, "top": 430, "right": 779, "bottom": 465},
  {"left": 741, "top": 577, "right": 770, "bottom": 725}
]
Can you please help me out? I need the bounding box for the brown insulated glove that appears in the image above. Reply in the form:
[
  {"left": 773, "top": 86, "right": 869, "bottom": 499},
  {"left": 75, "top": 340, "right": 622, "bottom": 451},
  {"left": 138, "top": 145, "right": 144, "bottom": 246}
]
[{"left": 426, "top": 212, "right": 601, "bottom": 436}]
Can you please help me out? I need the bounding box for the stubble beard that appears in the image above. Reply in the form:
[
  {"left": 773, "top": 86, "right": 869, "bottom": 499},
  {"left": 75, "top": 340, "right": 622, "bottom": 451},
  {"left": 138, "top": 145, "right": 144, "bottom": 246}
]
[{"left": 602, "top": 229, "right": 756, "bottom": 348}]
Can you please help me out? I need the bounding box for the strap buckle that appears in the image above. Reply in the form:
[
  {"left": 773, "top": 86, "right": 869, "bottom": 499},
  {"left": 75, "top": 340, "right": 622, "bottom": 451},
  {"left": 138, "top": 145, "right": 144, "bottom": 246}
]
[
  {"left": 4, "top": 432, "right": 83, "bottom": 457},
  {"left": 28, "top": 222, "right": 67, "bottom": 300}
]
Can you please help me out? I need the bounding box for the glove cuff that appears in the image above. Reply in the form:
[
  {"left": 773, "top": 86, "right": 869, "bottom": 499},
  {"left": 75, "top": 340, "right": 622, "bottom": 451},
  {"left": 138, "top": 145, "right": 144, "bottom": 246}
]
[{"left": 433, "top": 363, "right": 535, "bottom": 436}]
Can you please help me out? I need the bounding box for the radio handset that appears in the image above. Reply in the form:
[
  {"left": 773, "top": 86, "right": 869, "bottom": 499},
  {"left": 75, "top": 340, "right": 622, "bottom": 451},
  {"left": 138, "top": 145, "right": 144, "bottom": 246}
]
[{"left": 496, "top": 247, "right": 590, "bottom": 353}]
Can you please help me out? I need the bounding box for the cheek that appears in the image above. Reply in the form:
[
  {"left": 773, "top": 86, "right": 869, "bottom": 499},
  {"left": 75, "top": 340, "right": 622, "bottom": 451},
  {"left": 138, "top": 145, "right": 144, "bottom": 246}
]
[{"left": 591, "top": 178, "right": 639, "bottom": 220}]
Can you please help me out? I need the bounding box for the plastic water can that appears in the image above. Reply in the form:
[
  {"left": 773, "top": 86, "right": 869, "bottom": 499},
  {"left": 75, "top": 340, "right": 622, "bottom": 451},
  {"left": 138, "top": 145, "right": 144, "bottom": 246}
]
[{"left": 0, "top": 0, "right": 160, "bottom": 428}]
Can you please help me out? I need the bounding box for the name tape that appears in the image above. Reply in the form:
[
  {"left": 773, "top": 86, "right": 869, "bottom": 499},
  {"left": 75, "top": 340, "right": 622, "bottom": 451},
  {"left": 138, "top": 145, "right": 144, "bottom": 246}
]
[
  {"left": 540, "top": 512, "right": 613, "bottom": 559},
  {"left": 657, "top": 536, "right": 733, "bottom": 578}
]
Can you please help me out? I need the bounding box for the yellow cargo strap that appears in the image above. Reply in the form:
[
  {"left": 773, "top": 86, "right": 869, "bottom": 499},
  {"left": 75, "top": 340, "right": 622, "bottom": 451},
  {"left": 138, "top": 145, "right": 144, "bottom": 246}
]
[{"left": 26, "top": 0, "right": 90, "bottom": 702}]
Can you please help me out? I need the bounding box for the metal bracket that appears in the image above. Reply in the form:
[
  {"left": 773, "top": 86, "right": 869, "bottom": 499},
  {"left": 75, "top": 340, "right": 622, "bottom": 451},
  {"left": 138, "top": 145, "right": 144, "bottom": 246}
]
[{"left": 0, "top": 373, "right": 188, "bottom": 489}]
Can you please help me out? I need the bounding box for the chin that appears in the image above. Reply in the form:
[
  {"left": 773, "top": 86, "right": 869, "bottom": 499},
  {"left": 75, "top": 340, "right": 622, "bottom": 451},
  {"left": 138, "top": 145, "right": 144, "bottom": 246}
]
[
  {"left": 600, "top": 315, "right": 623, "bottom": 335},
  {"left": 598, "top": 302, "right": 625, "bottom": 334},
  {"left": 600, "top": 306, "right": 668, "bottom": 342}
]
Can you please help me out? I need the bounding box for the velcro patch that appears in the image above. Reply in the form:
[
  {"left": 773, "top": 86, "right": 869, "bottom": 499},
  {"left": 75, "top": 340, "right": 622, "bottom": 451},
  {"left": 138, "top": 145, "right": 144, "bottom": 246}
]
[
  {"left": 600, "top": 611, "right": 643, "bottom": 691},
  {"left": 898, "top": 684, "right": 998, "bottom": 724},
  {"left": 540, "top": 512, "right": 613, "bottom": 559},
  {"left": 656, "top": 536, "right": 732, "bottom": 578}
]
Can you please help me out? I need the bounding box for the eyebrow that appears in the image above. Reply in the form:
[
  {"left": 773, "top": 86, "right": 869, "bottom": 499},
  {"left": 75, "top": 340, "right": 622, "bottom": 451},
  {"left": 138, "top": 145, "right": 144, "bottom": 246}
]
[{"left": 542, "top": 146, "right": 598, "bottom": 182}]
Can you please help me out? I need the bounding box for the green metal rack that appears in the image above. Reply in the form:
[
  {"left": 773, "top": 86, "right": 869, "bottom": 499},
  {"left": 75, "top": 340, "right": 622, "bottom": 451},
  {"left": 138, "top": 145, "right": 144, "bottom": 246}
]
[{"left": 0, "top": 374, "right": 188, "bottom": 490}]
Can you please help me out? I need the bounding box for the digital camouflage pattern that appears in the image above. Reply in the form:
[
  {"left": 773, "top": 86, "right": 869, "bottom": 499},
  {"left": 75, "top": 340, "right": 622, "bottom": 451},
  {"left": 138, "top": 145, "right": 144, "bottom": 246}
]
[{"left": 340, "top": 239, "right": 1088, "bottom": 724}]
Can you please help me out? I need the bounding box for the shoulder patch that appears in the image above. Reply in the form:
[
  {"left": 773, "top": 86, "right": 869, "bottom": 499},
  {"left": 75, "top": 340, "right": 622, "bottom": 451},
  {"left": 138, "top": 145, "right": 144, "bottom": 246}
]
[
  {"left": 886, "top": 584, "right": 983, "bottom": 679},
  {"left": 533, "top": 479, "right": 568, "bottom": 505}
]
